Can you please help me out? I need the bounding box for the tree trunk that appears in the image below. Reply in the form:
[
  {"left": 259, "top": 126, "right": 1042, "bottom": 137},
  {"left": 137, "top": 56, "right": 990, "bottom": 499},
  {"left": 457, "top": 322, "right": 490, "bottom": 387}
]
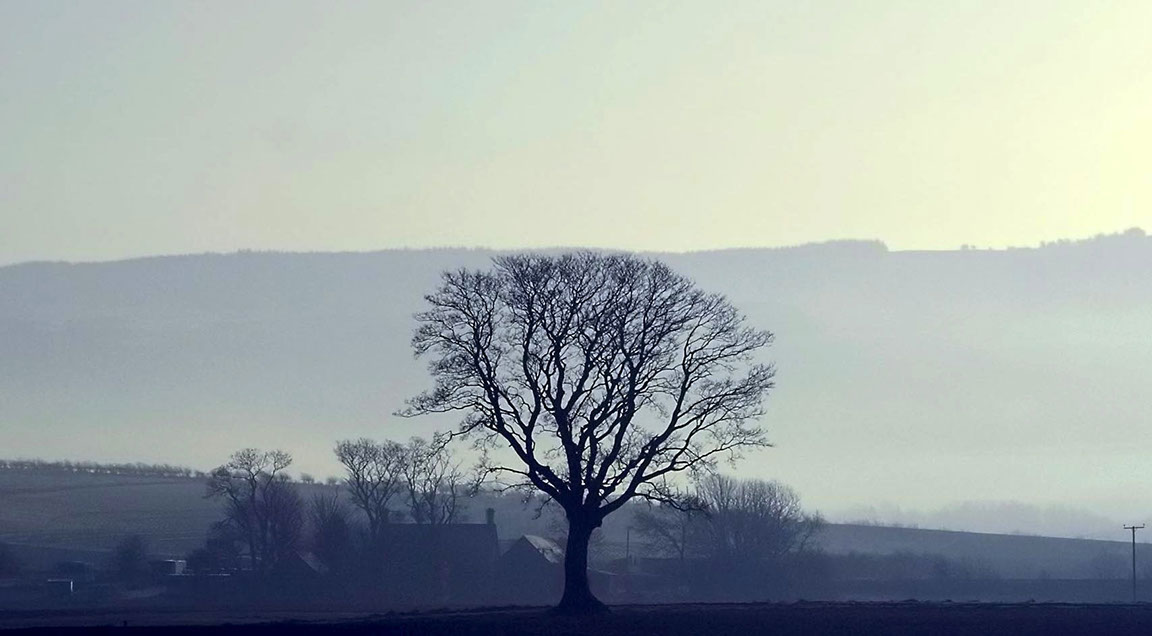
[{"left": 557, "top": 515, "right": 607, "bottom": 614}]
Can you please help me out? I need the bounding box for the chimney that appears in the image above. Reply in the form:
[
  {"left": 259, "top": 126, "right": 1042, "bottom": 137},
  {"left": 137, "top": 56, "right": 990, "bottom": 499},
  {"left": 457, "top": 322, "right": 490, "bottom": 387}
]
[{"left": 485, "top": 507, "right": 496, "bottom": 526}]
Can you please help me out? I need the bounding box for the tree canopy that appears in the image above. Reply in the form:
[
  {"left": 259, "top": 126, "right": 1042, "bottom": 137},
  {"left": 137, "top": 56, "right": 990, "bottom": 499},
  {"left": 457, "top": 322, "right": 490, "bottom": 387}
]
[{"left": 406, "top": 251, "right": 775, "bottom": 611}]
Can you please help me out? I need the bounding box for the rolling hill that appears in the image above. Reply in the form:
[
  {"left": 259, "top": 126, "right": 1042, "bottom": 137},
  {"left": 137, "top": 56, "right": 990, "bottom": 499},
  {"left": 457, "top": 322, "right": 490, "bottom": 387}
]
[
  {"left": 2, "top": 231, "right": 1152, "bottom": 533},
  {"left": 0, "top": 466, "right": 1147, "bottom": 581}
]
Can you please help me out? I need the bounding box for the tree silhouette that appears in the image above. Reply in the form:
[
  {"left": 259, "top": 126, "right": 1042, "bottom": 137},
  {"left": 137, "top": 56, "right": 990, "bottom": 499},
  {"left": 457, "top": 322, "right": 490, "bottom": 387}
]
[
  {"left": 334, "top": 438, "right": 405, "bottom": 539},
  {"left": 0, "top": 543, "right": 20, "bottom": 578},
  {"left": 632, "top": 495, "right": 710, "bottom": 569},
  {"left": 205, "top": 448, "right": 303, "bottom": 574},
  {"left": 402, "top": 436, "right": 469, "bottom": 524},
  {"left": 308, "top": 491, "right": 353, "bottom": 574},
  {"left": 405, "top": 252, "right": 775, "bottom": 612},
  {"left": 694, "top": 474, "right": 823, "bottom": 564},
  {"left": 113, "top": 534, "right": 149, "bottom": 584}
]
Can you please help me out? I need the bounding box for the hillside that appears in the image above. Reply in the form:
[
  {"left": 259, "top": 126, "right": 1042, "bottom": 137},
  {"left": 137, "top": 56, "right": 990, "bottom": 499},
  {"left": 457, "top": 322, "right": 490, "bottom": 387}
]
[
  {"left": 1, "top": 467, "right": 1147, "bottom": 580},
  {"left": 0, "top": 466, "right": 564, "bottom": 565},
  {"left": 0, "top": 468, "right": 232, "bottom": 560},
  {"left": 2, "top": 231, "right": 1152, "bottom": 532},
  {"left": 815, "top": 524, "right": 1147, "bottom": 579}
]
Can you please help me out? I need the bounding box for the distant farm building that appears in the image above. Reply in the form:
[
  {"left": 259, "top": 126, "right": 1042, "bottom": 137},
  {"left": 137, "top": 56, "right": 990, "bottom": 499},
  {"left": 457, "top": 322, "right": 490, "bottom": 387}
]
[
  {"left": 497, "top": 534, "right": 565, "bottom": 604},
  {"left": 496, "top": 534, "right": 616, "bottom": 604},
  {"left": 376, "top": 522, "right": 500, "bottom": 605},
  {"left": 150, "top": 559, "right": 187, "bottom": 576}
]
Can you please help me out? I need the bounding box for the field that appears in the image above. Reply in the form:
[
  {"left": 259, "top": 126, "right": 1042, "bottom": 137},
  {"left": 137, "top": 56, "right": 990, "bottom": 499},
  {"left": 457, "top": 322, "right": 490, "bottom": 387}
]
[
  {"left": 0, "top": 468, "right": 551, "bottom": 564},
  {"left": 0, "top": 470, "right": 215, "bottom": 555},
  {"left": 2, "top": 467, "right": 1147, "bottom": 580},
  {"left": 4, "top": 603, "right": 1152, "bottom": 634}
]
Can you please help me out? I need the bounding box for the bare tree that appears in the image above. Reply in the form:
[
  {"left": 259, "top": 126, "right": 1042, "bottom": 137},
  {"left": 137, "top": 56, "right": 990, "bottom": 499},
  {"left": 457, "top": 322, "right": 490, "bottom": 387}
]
[
  {"left": 309, "top": 491, "right": 353, "bottom": 572},
  {"left": 402, "top": 436, "right": 468, "bottom": 524},
  {"left": 334, "top": 438, "right": 405, "bottom": 539},
  {"left": 112, "top": 534, "right": 149, "bottom": 583},
  {"left": 696, "top": 474, "right": 823, "bottom": 564},
  {"left": 205, "top": 448, "right": 303, "bottom": 573},
  {"left": 632, "top": 495, "right": 710, "bottom": 567},
  {"left": 544, "top": 502, "right": 606, "bottom": 560},
  {"left": 405, "top": 252, "right": 775, "bottom": 612},
  {"left": 0, "top": 542, "right": 21, "bottom": 577}
]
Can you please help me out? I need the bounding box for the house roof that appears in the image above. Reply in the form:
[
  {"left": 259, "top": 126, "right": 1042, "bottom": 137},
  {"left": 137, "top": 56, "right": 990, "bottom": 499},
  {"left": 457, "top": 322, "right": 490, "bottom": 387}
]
[
  {"left": 377, "top": 522, "right": 500, "bottom": 564},
  {"left": 295, "top": 551, "right": 329, "bottom": 574},
  {"left": 519, "top": 535, "right": 564, "bottom": 565},
  {"left": 273, "top": 551, "right": 329, "bottom": 576}
]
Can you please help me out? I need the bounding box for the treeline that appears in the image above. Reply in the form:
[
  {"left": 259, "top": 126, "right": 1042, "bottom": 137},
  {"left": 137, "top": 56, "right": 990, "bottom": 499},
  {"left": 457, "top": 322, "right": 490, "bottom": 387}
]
[
  {"left": 0, "top": 458, "right": 204, "bottom": 479},
  {"left": 626, "top": 477, "right": 1000, "bottom": 602},
  {"left": 0, "top": 458, "right": 342, "bottom": 485},
  {"left": 822, "top": 550, "right": 1000, "bottom": 581},
  {"left": 190, "top": 436, "right": 471, "bottom": 582},
  {"left": 627, "top": 474, "right": 824, "bottom": 600}
]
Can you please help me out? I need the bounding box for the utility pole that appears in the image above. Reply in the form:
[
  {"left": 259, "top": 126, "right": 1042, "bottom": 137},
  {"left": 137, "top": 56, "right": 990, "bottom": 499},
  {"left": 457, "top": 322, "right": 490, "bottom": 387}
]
[
  {"left": 625, "top": 526, "right": 632, "bottom": 564},
  {"left": 625, "top": 526, "right": 633, "bottom": 597},
  {"left": 1125, "top": 524, "right": 1145, "bottom": 603}
]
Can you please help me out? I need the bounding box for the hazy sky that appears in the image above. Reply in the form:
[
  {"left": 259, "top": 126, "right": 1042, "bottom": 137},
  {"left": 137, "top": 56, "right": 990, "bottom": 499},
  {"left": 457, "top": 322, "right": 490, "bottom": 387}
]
[{"left": 2, "top": 1, "right": 1151, "bottom": 265}]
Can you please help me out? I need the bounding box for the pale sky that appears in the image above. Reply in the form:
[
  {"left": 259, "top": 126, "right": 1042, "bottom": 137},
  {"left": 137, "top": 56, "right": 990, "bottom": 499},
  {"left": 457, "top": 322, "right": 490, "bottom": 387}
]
[{"left": 2, "top": 0, "right": 1151, "bottom": 265}]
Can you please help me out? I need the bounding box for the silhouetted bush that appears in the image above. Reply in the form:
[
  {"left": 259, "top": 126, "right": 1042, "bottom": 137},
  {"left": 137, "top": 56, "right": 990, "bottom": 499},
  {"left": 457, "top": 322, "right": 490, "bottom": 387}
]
[
  {"left": 309, "top": 491, "right": 354, "bottom": 574},
  {"left": 0, "top": 542, "right": 21, "bottom": 578},
  {"left": 186, "top": 524, "right": 245, "bottom": 574},
  {"left": 113, "top": 534, "right": 150, "bottom": 583}
]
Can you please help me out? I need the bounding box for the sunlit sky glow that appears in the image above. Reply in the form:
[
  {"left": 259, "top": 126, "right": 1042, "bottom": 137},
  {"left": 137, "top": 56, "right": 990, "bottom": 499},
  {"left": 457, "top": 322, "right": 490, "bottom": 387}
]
[{"left": 2, "top": 1, "right": 1151, "bottom": 264}]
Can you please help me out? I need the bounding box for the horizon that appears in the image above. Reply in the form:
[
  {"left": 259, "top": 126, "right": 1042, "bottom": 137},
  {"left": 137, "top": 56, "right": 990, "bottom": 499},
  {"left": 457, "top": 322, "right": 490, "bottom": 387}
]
[{"left": 1, "top": 226, "right": 1146, "bottom": 268}]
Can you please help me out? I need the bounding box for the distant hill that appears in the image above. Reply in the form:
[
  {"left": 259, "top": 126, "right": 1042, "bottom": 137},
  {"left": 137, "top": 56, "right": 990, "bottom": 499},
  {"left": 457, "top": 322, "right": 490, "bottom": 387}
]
[
  {"left": 2, "top": 230, "right": 1152, "bottom": 533},
  {"left": 0, "top": 467, "right": 219, "bottom": 559},
  {"left": 815, "top": 524, "right": 1147, "bottom": 579},
  {"left": 0, "top": 464, "right": 572, "bottom": 568}
]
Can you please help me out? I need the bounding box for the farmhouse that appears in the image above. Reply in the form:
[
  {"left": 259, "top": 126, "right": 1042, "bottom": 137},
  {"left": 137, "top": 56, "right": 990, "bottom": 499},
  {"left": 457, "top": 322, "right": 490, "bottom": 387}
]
[
  {"left": 496, "top": 534, "right": 616, "bottom": 604},
  {"left": 376, "top": 521, "right": 500, "bottom": 605}
]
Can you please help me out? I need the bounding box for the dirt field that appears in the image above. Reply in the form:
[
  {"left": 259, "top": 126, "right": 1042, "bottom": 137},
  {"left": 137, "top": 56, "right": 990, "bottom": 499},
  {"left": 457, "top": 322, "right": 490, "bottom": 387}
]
[{"left": 5, "top": 602, "right": 1152, "bottom": 635}]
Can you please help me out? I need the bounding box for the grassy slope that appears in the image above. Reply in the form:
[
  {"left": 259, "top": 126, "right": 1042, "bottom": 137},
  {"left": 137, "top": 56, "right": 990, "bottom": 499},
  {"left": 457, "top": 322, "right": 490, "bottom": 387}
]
[
  {"left": 0, "top": 468, "right": 555, "bottom": 564},
  {"left": 0, "top": 468, "right": 1143, "bottom": 579},
  {"left": 816, "top": 524, "right": 1145, "bottom": 579},
  {"left": 0, "top": 470, "right": 218, "bottom": 558}
]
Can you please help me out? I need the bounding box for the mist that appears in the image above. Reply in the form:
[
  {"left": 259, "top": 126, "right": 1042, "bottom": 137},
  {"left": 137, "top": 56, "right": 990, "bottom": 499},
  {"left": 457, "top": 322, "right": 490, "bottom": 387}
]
[
  {"left": 4, "top": 0, "right": 1152, "bottom": 629},
  {"left": 2, "top": 230, "right": 1150, "bottom": 532}
]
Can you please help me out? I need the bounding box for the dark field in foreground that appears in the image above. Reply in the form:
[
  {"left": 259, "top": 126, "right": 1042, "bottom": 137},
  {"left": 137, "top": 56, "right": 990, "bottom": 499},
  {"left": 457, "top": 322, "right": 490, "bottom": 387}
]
[{"left": 6, "top": 603, "right": 1152, "bottom": 635}]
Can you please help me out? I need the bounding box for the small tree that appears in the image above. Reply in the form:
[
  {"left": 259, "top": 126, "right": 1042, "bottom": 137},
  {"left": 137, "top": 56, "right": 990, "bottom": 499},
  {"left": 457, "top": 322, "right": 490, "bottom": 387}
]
[
  {"left": 634, "top": 476, "right": 822, "bottom": 598},
  {"left": 695, "top": 474, "right": 823, "bottom": 564},
  {"left": 334, "top": 438, "right": 405, "bottom": 539},
  {"left": 309, "top": 492, "right": 353, "bottom": 573},
  {"left": 0, "top": 542, "right": 21, "bottom": 578},
  {"left": 113, "top": 534, "right": 150, "bottom": 583},
  {"left": 406, "top": 252, "right": 775, "bottom": 612},
  {"left": 402, "top": 436, "right": 469, "bottom": 524},
  {"left": 632, "top": 496, "right": 710, "bottom": 568},
  {"left": 206, "top": 448, "right": 304, "bottom": 573}
]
